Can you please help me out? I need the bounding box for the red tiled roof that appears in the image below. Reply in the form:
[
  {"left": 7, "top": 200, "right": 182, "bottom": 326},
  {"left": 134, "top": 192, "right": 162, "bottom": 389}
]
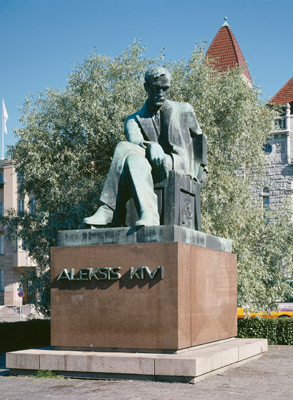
[
  {"left": 270, "top": 77, "right": 293, "bottom": 105},
  {"left": 206, "top": 24, "right": 252, "bottom": 82}
]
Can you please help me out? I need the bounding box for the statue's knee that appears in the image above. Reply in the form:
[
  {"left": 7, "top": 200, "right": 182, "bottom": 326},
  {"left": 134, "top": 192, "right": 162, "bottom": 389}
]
[
  {"left": 114, "top": 141, "right": 141, "bottom": 158},
  {"left": 125, "top": 153, "right": 150, "bottom": 172},
  {"left": 116, "top": 141, "right": 127, "bottom": 149},
  {"left": 115, "top": 141, "right": 128, "bottom": 153},
  {"left": 112, "top": 141, "right": 129, "bottom": 160}
]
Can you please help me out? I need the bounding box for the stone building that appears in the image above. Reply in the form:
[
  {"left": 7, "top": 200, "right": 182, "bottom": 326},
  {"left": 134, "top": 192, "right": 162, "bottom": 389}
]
[
  {"left": 206, "top": 18, "right": 293, "bottom": 215},
  {"left": 0, "top": 159, "right": 36, "bottom": 320},
  {"left": 266, "top": 78, "right": 293, "bottom": 212}
]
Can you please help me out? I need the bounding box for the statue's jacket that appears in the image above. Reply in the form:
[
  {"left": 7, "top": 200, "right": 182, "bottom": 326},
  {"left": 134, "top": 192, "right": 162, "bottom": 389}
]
[{"left": 125, "top": 100, "right": 207, "bottom": 181}]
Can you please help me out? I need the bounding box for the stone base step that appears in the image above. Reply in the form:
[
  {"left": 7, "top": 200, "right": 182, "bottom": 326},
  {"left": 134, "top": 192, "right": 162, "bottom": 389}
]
[{"left": 6, "top": 338, "right": 267, "bottom": 384}]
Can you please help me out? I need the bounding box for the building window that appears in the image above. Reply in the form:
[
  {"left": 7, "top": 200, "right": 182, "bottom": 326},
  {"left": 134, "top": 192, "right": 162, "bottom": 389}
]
[
  {"left": 14, "top": 234, "right": 18, "bottom": 253},
  {"left": 17, "top": 199, "right": 24, "bottom": 215},
  {"left": 0, "top": 269, "right": 4, "bottom": 291},
  {"left": 263, "top": 144, "right": 272, "bottom": 154},
  {"left": 29, "top": 198, "right": 36, "bottom": 215},
  {"left": 0, "top": 235, "right": 4, "bottom": 255},
  {"left": 0, "top": 202, "right": 3, "bottom": 216},
  {"left": 275, "top": 117, "right": 285, "bottom": 130},
  {"left": 17, "top": 173, "right": 23, "bottom": 183},
  {"left": 262, "top": 187, "right": 270, "bottom": 222},
  {"left": 0, "top": 173, "right": 3, "bottom": 185},
  {"left": 21, "top": 240, "right": 27, "bottom": 251},
  {"left": 263, "top": 187, "right": 270, "bottom": 208},
  {"left": 263, "top": 195, "right": 270, "bottom": 209}
]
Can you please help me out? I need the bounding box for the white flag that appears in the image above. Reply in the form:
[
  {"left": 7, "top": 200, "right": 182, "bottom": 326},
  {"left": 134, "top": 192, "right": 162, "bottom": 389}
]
[{"left": 2, "top": 100, "right": 8, "bottom": 134}]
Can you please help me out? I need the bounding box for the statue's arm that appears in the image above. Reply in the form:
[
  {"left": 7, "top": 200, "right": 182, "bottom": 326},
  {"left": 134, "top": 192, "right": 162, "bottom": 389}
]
[
  {"left": 169, "top": 103, "right": 207, "bottom": 179},
  {"left": 124, "top": 115, "right": 145, "bottom": 146},
  {"left": 125, "top": 115, "right": 162, "bottom": 149},
  {"left": 186, "top": 103, "right": 202, "bottom": 137},
  {"left": 169, "top": 146, "right": 185, "bottom": 174},
  {"left": 186, "top": 104, "right": 208, "bottom": 182},
  {"left": 125, "top": 114, "right": 171, "bottom": 180}
]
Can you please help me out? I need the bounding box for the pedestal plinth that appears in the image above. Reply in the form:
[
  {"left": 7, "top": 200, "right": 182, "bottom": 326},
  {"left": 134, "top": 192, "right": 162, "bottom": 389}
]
[
  {"left": 8, "top": 226, "right": 268, "bottom": 383},
  {"left": 51, "top": 226, "right": 237, "bottom": 351}
]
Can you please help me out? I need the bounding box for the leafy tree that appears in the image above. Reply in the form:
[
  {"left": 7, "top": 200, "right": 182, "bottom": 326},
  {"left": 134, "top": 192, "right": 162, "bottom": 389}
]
[{"left": 2, "top": 42, "right": 292, "bottom": 316}]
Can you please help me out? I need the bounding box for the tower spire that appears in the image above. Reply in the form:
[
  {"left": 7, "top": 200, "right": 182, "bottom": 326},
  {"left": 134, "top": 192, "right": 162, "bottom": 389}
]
[
  {"left": 205, "top": 17, "right": 252, "bottom": 82},
  {"left": 222, "top": 16, "right": 229, "bottom": 27}
]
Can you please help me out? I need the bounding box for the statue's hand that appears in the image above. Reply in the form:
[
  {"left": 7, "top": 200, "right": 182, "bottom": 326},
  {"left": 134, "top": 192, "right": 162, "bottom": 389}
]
[
  {"left": 147, "top": 143, "right": 168, "bottom": 181},
  {"left": 199, "top": 166, "right": 208, "bottom": 188},
  {"left": 200, "top": 170, "right": 207, "bottom": 187}
]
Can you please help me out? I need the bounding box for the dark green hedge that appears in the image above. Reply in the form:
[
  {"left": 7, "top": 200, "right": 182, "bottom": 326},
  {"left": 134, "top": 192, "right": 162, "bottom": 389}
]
[
  {"left": 237, "top": 318, "right": 293, "bottom": 345},
  {"left": 1, "top": 319, "right": 292, "bottom": 352},
  {"left": 0, "top": 320, "right": 50, "bottom": 352}
]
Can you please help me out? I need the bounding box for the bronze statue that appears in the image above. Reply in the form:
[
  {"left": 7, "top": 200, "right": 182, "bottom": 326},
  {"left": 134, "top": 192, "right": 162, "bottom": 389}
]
[{"left": 84, "top": 66, "right": 207, "bottom": 228}]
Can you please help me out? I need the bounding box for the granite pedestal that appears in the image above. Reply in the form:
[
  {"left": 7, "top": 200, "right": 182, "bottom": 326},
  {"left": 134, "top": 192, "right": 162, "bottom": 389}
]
[
  {"left": 7, "top": 226, "right": 268, "bottom": 382},
  {"left": 51, "top": 226, "right": 237, "bottom": 351}
]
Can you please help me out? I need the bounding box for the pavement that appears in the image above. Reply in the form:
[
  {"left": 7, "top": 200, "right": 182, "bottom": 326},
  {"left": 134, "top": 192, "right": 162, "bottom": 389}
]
[{"left": 0, "top": 346, "right": 293, "bottom": 400}]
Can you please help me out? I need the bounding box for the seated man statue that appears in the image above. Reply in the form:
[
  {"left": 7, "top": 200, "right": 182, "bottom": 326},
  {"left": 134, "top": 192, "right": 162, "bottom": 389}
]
[{"left": 84, "top": 66, "right": 206, "bottom": 228}]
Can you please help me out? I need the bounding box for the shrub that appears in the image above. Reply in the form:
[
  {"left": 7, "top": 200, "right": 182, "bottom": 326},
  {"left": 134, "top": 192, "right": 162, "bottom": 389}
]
[
  {"left": 237, "top": 318, "right": 293, "bottom": 345},
  {"left": 0, "top": 320, "right": 50, "bottom": 352}
]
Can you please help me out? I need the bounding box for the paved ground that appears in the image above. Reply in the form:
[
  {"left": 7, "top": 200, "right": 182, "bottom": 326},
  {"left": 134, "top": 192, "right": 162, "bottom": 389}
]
[{"left": 0, "top": 346, "right": 293, "bottom": 399}]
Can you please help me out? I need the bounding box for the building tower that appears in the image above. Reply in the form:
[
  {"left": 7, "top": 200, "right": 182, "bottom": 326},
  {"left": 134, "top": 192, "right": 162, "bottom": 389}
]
[
  {"left": 206, "top": 18, "right": 292, "bottom": 214},
  {"left": 267, "top": 78, "right": 293, "bottom": 212},
  {"left": 206, "top": 17, "right": 252, "bottom": 84}
]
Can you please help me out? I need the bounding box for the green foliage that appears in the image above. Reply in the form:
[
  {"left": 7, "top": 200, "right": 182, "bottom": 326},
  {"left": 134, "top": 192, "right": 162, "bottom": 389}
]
[
  {"left": 1, "top": 41, "right": 293, "bottom": 315},
  {"left": 238, "top": 318, "right": 293, "bottom": 345},
  {"left": 34, "top": 370, "right": 63, "bottom": 379},
  {"left": 167, "top": 46, "right": 293, "bottom": 309},
  {"left": 0, "top": 320, "right": 50, "bottom": 352}
]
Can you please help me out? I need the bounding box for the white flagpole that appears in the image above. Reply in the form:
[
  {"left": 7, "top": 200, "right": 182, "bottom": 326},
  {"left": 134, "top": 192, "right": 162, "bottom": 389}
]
[
  {"left": 2, "top": 100, "right": 8, "bottom": 160},
  {"left": 1, "top": 101, "right": 4, "bottom": 160}
]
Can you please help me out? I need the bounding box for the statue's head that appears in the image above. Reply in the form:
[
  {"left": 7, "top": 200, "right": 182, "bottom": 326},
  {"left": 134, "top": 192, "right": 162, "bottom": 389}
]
[{"left": 144, "top": 66, "right": 171, "bottom": 109}]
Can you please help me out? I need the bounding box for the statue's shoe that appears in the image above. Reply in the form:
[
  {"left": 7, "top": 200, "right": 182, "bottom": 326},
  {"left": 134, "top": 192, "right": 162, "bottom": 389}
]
[
  {"left": 83, "top": 204, "right": 113, "bottom": 226},
  {"left": 135, "top": 211, "right": 160, "bottom": 227}
]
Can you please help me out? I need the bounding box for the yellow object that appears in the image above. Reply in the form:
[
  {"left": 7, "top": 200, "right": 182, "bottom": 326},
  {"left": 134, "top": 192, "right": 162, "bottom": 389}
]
[{"left": 237, "top": 304, "right": 293, "bottom": 319}]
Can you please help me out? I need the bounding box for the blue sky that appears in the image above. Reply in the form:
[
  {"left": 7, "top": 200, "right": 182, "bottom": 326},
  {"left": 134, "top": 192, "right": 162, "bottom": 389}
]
[{"left": 0, "top": 0, "right": 292, "bottom": 155}]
